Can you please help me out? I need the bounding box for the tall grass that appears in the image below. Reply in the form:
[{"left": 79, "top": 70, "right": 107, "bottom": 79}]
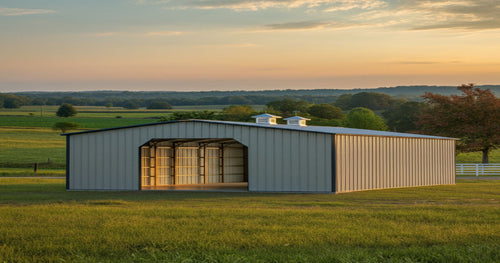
[{"left": 0, "top": 179, "right": 498, "bottom": 262}]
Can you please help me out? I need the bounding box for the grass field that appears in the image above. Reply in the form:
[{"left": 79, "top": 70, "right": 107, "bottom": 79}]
[
  {"left": 456, "top": 151, "right": 500, "bottom": 163},
  {"left": 0, "top": 178, "right": 498, "bottom": 262},
  {"left": 0, "top": 127, "right": 66, "bottom": 168},
  {"left": 0, "top": 104, "right": 242, "bottom": 128},
  {"left": 0, "top": 105, "right": 264, "bottom": 117},
  {"left": 0, "top": 116, "right": 156, "bottom": 129},
  {"left": 0, "top": 167, "right": 65, "bottom": 176}
]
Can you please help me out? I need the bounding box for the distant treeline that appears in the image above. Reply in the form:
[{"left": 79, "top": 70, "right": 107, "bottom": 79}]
[
  {"left": 10, "top": 85, "right": 500, "bottom": 100},
  {"left": 0, "top": 93, "right": 340, "bottom": 109},
  {"left": 2, "top": 85, "right": 499, "bottom": 109}
]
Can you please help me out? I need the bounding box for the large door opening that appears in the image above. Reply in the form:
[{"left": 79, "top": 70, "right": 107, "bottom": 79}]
[{"left": 140, "top": 139, "right": 248, "bottom": 191}]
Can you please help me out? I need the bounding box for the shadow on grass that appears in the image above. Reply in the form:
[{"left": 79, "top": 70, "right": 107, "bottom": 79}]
[
  {"left": 1, "top": 178, "right": 499, "bottom": 208},
  {"left": 0, "top": 179, "right": 281, "bottom": 205}
]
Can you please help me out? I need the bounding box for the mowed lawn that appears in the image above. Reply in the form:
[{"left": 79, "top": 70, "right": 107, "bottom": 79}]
[{"left": 0, "top": 179, "right": 498, "bottom": 262}]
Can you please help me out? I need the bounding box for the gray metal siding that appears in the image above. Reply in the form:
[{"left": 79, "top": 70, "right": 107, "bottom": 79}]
[
  {"left": 335, "top": 134, "right": 455, "bottom": 193},
  {"left": 68, "top": 121, "right": 333, "bottom": 192}
]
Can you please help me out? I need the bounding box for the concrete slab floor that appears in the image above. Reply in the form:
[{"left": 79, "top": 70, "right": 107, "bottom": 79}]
[{"left": 141, "top": 182, "right": 248, "bottom": 192}]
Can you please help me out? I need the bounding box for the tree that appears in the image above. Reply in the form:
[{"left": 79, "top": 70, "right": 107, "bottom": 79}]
[
  {"left": 343, "top": 107, "right": 388, "bottom": 131},
  {"left": 307, "top": 103, "right": 345, "bottom": 120},
  {"left": 266, "top": 98, "right": 309, "bottom": 116},
  {"left": 56, "top": 103, "right": 77, "bottom": 117},
  {"left": 383, "top": 101, "right": 427, "bottom": 132},
  {"left": 225, "top": 96, "right": 252, "bottom": 105},
  {"left": 334, "top": 92, "right": 400, "bottom": 111},
  {"left": 31, "top": 98, "right": 47, "bottom": 106},
  {"left": 53, "top": 122, "right": 80, "bottom": 133},
  {"left": 221, "top": 105, "right": 256, "bottom": 121},
  {"left": 418, "top": 84, "right": 500, "bottom": 163},
  {"left": 334, "top": 93, "right": 353, "bottom": 110},
  {"left": 122, "top": 100, "right": 139, "bottom": 109},
  {"left": 147, "top": 100, "right": 172, "bottom": 109},
  {"left": 350, "top": 92, "right": 394, "bottom": 110},
  {"left": 161, "top": 111, "right": 219, "bottom": 121},
  {"left": 1, "top": 94, "right": 24, "bottom": 108}
]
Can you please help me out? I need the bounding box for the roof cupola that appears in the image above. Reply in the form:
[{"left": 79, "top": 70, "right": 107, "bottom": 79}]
[
  {"left": 283, "top": 116, "right": 310, "bottom": 127},
  {"left": 252, "top": 113, "right": 281, "bottom": 125}
]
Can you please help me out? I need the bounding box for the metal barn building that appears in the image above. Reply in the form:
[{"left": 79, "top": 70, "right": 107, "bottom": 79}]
[{"left": 64, "top": 118, "right": 456, "bottom": 193}]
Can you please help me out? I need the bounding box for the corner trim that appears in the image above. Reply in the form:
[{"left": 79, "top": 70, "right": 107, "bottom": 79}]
[
  {"left": 66, "top": 136, "right": 70, "bottom": 190},
  {"left": 332, "top": 135, "right": 336, "bottom": 193},
  {"left": 138, "top": 146, "right": 142, "bottom": 191}
]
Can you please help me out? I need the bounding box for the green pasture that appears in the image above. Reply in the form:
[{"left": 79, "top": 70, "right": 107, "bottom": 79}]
[
  {"left": 456, "top": 151, "right": 500, "bottom": 163},
  {"left": 0, "top": 105, "right": 245, "bottom": 115},
  {"left": 0, "top": 105, "right": 264, "bottom": 116},
  {"left": 0, "top": 116, "right": 155, "bottom": 129},
  {"left": 0, "top": 167, "right": 65, "bottom": 177},
  {"left": 0, "top": 178, "right": 498, "bottom": 262},
  {"left": 0, "top": 127, "right": 66, "bottom": 169},
  {"left": 0, "top": 105, "right": 244, "bottom": 127}
]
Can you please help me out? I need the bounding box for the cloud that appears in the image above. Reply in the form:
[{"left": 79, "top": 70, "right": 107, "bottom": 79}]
[
  {"left": 323, "top": 0, "right": 387, "bottom": 12},
  {"left": 396, "top": 61, "right": 441, "bottom": 65},
  {"left": 92, "top": 32, "right": 122, "bottom": 37},
  {"left": 140, "top": 0, "right": 387, "bottom": 12},
  {"left": 137, "top": 0, "right": 500, "bottom": 31},
  {"left": 397, "top": 0, "right": 500, "bottom": 30},
  {"left": 0, "top": 7, "right": 55, "bottom": 16},
  {"left": 222, "top": 43, "right": 259, "bottom": 48},
  {"left": 196, "top": 43, "right": 260, "bottom": 48},
  {"left": 391, "top": 61, "right": 462, "bottom": 65},
  {"left": 90, "top": 31, "right": 184, "bottom": 37},
  {"left": 263, "top": 21, "right": 334, "bottom": 30},
  {"left": 348, "top": 0, "right": 500, "bottom": 31},
  {"left": 144, "top": 31, "right": 183, "bottom": 36},
  {"left": 412, "top": 20, "right": 500, "bottom": 30}
]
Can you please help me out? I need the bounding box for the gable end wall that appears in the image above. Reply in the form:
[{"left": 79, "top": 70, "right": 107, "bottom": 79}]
[{"left": 67, "top": 121, "right": 333, "bottom": 192}]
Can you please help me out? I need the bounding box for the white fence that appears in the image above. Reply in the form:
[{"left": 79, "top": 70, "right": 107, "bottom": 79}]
[{"left": 456, "top": 163, "right": 500, "bottom": 176}]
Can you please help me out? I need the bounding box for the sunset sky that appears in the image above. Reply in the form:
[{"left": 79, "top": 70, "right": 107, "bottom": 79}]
[{"left": 1, "top": 0, "right": 499, "bottom": 92}]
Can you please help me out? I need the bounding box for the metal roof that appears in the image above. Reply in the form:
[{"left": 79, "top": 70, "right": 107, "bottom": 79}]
[
  {"left": 283, "top": 116, "right": 311, "bottom": 120},
  {"left": 63, "top": 119, "right": 455, "bottom": 139}
]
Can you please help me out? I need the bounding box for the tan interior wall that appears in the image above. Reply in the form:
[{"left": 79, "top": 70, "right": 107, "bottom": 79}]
[{"left": 141, "top": 140, "right": 246, "bottom": 187}]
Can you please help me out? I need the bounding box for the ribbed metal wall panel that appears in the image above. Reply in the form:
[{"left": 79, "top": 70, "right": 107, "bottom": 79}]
[
  {"left": 68, "top": 121, "right": 333, "bottom": 192},
  {"left": 335, "top": 134, "right": 455, "bottom": 193}
]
